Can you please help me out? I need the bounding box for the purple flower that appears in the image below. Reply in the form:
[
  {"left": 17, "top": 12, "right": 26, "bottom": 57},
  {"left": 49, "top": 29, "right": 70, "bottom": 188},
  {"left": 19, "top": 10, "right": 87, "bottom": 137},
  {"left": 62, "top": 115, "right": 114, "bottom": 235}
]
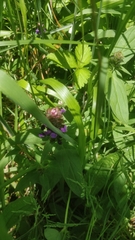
[
  {"left": 35, "top": 24, "right": 46, "bottom": 35},
  {"left": 50, "top": 132, "right": 57, "bottom": 138},
  {"left": 60, "top": 125, "right": 67, "bottom": 133},
  {"left": 46, "top": 129, "right": 51, "bottom": 135},
  {"left": 39, "top": 107, "right": 67, "bottom": 143},
  {"left": 46, "top": 107, "right": 63, "bottom": 119},
  {"left": 61, "top": 108, "right": 66, "bottom": 114},
  {"left": 39, "top": 133, "right": 46, "bottom": 138},
  {"left": 35, "top": 28, "right": 40, "bottom": 34}
]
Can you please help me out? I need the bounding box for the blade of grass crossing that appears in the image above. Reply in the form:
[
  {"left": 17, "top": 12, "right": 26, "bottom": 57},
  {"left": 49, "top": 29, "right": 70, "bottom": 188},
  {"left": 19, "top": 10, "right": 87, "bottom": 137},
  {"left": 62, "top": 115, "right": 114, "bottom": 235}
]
[
  {"left": 90, "top": 57, "right": 108, "bottom": 139},
  {"left": 41, "top": 79, "right": 86, "bottom": 166}
]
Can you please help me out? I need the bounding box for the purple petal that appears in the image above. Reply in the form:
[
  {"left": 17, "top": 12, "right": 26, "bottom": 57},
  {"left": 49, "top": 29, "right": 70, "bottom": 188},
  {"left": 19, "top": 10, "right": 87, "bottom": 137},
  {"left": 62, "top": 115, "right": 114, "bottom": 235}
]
[
  {"left": 61, "top": 108, "right": 66, "bottom": 114},
  {"left": 39, "top": 129, "right": 51, "bottom": 138},
  {"left": 50, "top": 132, "right": 57, "bottom": 138},
  {"left": 60, "top": 125, "right": 67, "bottom": 133},
  {"left": 46, "top": 130, "right": 51, "bottom": 135},
  {"left": 39, "top": 133, "right": 45, "bottom": 138},
  {"left": 35, "top": 29, "right": 40, "bottom": 34}
]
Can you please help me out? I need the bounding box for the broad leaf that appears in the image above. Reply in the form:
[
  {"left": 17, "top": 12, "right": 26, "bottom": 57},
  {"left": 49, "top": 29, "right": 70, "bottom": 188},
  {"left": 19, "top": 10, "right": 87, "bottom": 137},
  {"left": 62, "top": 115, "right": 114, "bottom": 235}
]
[
  {"left": 3, "top": 196, "right": 36, "bottom": 229},
  {"left": 75, "top": 44, "right": 92, "bottom": 68},
  {"left": 8, "top": 129, "right": 43, "bottom": 146},
  {"left": 40, "top": 162, "right": 62, "bottom": 199},
  {"left": 47, "top": 50, "right": 77, "bottom": 69},
  {"left": 74, "top": 68, "right": 90, "bottom": 88},
  {"left": 90, "top": 29, "right": 115, "bottom": 39},
  {"left": 55, "top": 149, "right": 84, "bottom": 197},
  {"left": 16, "top": 171, "right": 40, "bottom": 192},
  {"left": 88, "top": 153, "right": 120, "bottom": 195},
  {"left": 111, "top": 171, "right": 129, "bottom": 217},
  {"left": 106, "top": 71, "right": 129, "bottom": 124},
  {"left": 44, "top": 228, "right": 62, "bottom": 240}
]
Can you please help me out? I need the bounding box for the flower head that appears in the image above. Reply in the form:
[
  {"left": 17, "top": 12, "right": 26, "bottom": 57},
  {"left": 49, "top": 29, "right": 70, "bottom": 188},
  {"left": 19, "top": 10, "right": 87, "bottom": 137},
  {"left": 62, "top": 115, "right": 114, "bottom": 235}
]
[
  {"left": 46, "top": 107, "right": 64, "bottom": 119},
  {"left": 35, "top": 28, "right": 40, "bottom": 34},
  {"left": 39, "top": 107, "right": 67, "bottom": 144}
]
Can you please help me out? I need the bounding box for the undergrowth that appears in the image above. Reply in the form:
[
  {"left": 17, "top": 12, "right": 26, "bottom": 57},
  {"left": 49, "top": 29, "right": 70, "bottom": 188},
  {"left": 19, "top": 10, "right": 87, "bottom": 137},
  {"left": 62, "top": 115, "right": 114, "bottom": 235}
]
[{"left": 1, "top": 0, "right": 135, "bottom": 239}]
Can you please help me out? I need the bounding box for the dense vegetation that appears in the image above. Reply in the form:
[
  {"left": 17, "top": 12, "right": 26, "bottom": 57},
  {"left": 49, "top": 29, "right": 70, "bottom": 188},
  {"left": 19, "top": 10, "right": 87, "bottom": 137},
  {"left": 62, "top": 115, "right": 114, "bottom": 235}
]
[{"left": 1, "top": 0, "right": 135, "bottom": 239}]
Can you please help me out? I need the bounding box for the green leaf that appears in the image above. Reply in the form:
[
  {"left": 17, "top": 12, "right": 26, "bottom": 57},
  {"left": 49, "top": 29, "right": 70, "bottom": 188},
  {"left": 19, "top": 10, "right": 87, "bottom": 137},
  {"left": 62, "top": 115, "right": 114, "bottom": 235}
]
[
  {"left": 88, "top": 153, "right": 120, "bottom": 195},
  {"left": 75, "top": 44, "right": 92, "bottom": 68},
  {"left": 8, "top": 129, "right": 43, "bottom": 146},
  {"left": 16, "top": 171, "right": 40, "bottom": 192},
  {"left": 44, "top": 228, "right": 62, "bottom": 240},
  {"left": 0, "top": 30, "right": 12, "bottom": 37},
  {"left": 90, "top": 29, "right": 115, "bottom": 39},
  {"left": 16, "top": 163, "right": 60, "bottom": 202},
  {"left": 106, "top": 71, "right": 129, "bottom": 124},
  {"left": 74, "top": 68, "right": 90, "bottom": 88},
  {"left": 47, "top": 50, "right": 77, "bottom": 69},
  {"left": 40, "top": 162, "right": 62, "bottom": 199},
  {"left": 111, "top": 171, "right": 129, "bottom": 217},
  {"left": 0, "top": 0, "right": 3, "bottom": 26},
  {"left": 3, "top": 196, "right": 36, "bottom": 229},
  {"left": 55, "top": 149, "right": 84, "bottom": 197},
  {"left": 112, "top": 26, "right": 135, "bottom": 64},
  {"left": 41, "top": 79, "right": 80, "bottom": 115},
  {"left": 19, "top": 0, "right": 27, "bottom": 37}
]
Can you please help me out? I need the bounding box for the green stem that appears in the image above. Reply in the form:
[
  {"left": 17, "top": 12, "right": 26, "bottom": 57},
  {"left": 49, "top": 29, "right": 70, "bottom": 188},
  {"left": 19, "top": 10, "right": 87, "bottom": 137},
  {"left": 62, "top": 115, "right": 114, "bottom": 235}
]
[
  {"left": 14, "top": 104, "right": 18, "bottom": 132},
  {"left": 64, "top": 189, "right": 71, "bottom": 225},
  {"left": 61, "top": 189, "right": 71, "bottom": 239}
]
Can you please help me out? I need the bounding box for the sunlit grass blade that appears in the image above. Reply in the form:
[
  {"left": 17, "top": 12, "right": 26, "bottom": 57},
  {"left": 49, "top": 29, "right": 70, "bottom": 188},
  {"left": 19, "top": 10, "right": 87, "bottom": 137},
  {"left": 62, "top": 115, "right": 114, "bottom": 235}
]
[
  {"left": 90, "top": 57, "right": 108, "bottom": 139},
  {"left": 0, "top": 39, "right": 80, "bottom": 49},
  {"left": 19, "top": 0, "right": 28, "bottom": 38}
]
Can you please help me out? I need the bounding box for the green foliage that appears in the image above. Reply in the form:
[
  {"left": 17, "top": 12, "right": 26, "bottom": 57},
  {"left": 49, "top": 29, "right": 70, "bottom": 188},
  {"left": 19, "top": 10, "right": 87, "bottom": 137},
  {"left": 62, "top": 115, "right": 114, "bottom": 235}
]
[
  {"left": 105, "top": 70, "right": 129, "bottom": 124},
  {"left": 3, "top": 196, "right": 37, "bottom": 229},
  {"left": 55, "top": 149, "right": 84, "bottom": 197},
  {"left": 0, "top": 214, "right": 13, "bottom": 240},
  {"left": 47, "top": 44, "right": 92, "bottom": 89},
  {"left": 112, "top": 26, "right": 135, "bottom": 64},
  {"left": 44, "top": 228, "right": 62, "bottom": 240},
  {"left": 0, "top": 0, "right": 135, "bottom": 239}
]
